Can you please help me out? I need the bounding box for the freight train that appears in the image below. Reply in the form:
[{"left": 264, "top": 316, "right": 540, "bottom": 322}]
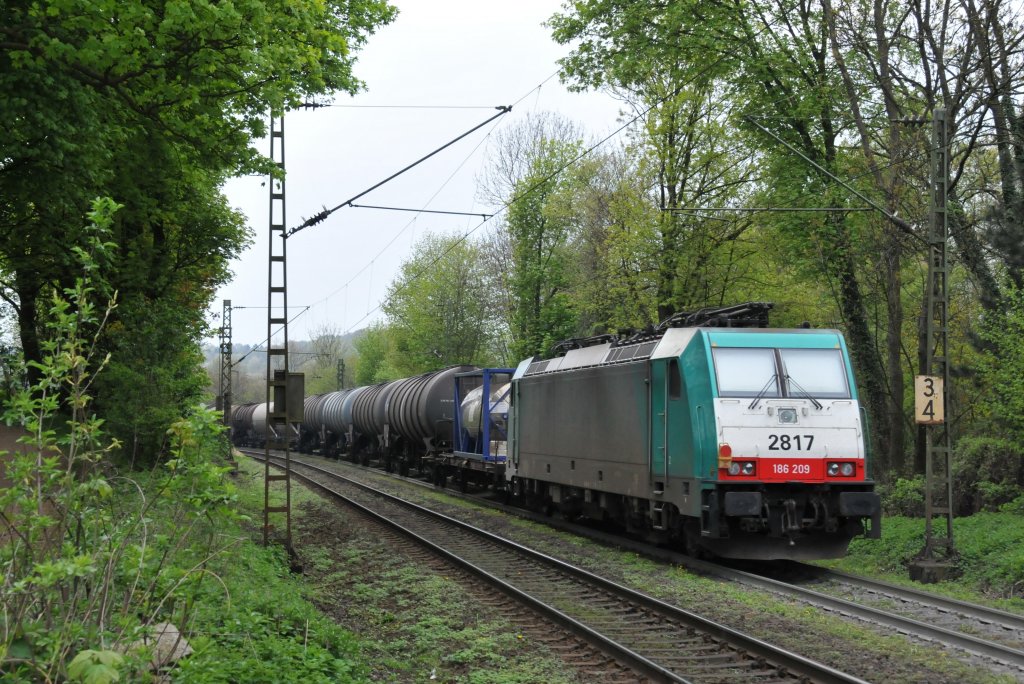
[{"left": 232, "top": 303, "right": 881, "bottom": 560}]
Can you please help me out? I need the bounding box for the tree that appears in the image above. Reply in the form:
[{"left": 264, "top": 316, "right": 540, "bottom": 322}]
[
  {"left": 296, "top": 323, "right": 357, "bottom": 394},
  {"left": 353, "top": 322, "right": 400, "bottom": 385},
  {"left": 545, "top": 148, "right": 661, "bottom": 335},
  {"left": 550, "top": 0, "right": 1024, "bottom": 476},
  {"left": 505, "top": 139, "right": 586, "bottom": 359},
  {"left": 0, "top": 0, "right": 396, "bottom": 460},
  {"left": 550, "top": 0, "right": 907, "bottom": 472},
  {"left": 479, "top": 114, "right": 591, "bottom": 359},
  {"left": 382, "top": 233, "right": 497, "bottom": 374}
]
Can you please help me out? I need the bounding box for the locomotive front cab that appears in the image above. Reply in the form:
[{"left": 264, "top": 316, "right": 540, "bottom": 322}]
[{"left": 697, "top": 330, "right": 881, "bottom": 559}]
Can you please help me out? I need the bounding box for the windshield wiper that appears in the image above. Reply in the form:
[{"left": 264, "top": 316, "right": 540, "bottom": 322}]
[
  {"left": 785, "top": 375, "right": 823, "bottom": 410},
  {"left": 747, "top": 374, "right": 779, "bottom": 410}
]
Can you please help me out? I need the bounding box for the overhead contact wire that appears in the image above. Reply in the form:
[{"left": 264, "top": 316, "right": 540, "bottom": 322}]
[{"left": 287, "top": 106, "right": 512, "bottom": 237}]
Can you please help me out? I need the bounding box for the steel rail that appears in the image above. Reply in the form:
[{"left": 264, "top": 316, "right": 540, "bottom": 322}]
[
  {"left": 693, "top": 563, "right": 1024, "bottom": 667},
  {"left": 249, "top": 450, "right": 866, "bottom": 684},
  {"left": 782, "top": 561, "right": 1024, "bottom": 633},
  {"left": 252, "top": 452, "right": 686, "bottom": 683}
]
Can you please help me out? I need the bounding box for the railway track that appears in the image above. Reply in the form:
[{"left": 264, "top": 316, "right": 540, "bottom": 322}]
[
  {"left": 771, "top": 562, "right": 1024, "bottom": 652},
  {"left": 701, "top": 558, "right": 1024, "bottom": 672},
  {"left": 247, "top": 449, "right": 865, "bottom": 684},
  {"left": 247, "top": 448, "right": 1024, "bottom": 678}
]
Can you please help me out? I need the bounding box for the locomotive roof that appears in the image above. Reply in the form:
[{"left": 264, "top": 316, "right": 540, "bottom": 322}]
[{"left": 518, "top": 327, "right": 847, "bottom": 378}]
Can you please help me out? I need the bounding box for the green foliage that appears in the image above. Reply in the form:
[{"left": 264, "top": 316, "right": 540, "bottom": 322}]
[
  {"left": 879, "top": 476, "right": 926, "bottom": 517},
  {"left": 569, "top": 155, "right": 662, "bottom": 333},
  {"left": 0, "top": 219, "right": 244, "bottom": 681},
  {"left": 1000, "top": 495, "right": 1024, "bottom": 515},
  {"left": 67, "top": 650, "right": 124, "bottom": 684},
  {"left": 353, "top": 322, "right": 402, "bottom": 385},
  {"left": 1, "top": 0, "right": 396, "bottom": 461},
  {"left": 951, "top": 436, "right": 1024, "bottom": 514},
  {"left": 94, "top": 296, "right": 214, "bottom": 463},
  {"left": 382, "top": 233, "right": 501, "bottom": 374},
  {"left": 172, "top": 542, "right": 364, "bottom": 684},
  {"left": 976, "top": 285, "right": 1024, "bottom": 437},
  {"left": 549, "top": 0, "right": 725, "bottom": 91},
  {"left": 838, "top": 513, "right": 1024, "bottom": 600},
  {"left": 91, "top": 138, "right": 252, "bottom": 461},
  {"left": 506, "top": 138, "right": 586, "bottom": 359}
]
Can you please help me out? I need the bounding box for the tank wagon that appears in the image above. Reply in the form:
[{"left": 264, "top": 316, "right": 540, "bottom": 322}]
[
  {"left": 232, "top": 302, "right": 880, "bottom": 560},
  {"left": 346, "top": 366, "right": 475, "bottom": 474},
  {"left": 229, "top": 401, "right": 299, "bottom": 449},
  {"left": 229, "top": 403, "right": 260, "bottom": 447},
  {"left": 314, "top": 387, "right": 357, "bottom": 457},
  {"left": 506, "top": 302, "right": 881, "bottom": 560},
  {"left": 297, "top": 393, "right": 330, "bottom": 453}
]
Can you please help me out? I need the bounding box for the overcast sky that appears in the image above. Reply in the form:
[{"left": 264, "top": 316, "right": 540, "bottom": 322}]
[{"left": 210, "top": 0, "right": 625, "bottom": 345}]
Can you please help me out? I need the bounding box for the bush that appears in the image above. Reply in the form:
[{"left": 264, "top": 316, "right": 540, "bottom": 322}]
[
  {"left": 1000, "top": 494, "right": 1024, "bottom": 515},
  {"left": 952, "top": 436, "right": 1024, "bottom": 514},
  {"left": 879, "top": 476, "right": 925, "bottom": 517},
  {"left": 0, "top": 203, "right": 243, "bottom": 682},
  {"left": 841, "top": 513, "right": 1024, "bottom": 598}
]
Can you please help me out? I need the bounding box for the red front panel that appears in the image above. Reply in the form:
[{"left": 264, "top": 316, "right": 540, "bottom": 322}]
[{"left": 718, "top": 457, "right": 866, "bottom": 483}]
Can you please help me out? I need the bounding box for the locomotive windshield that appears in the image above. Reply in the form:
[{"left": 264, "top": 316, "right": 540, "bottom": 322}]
[
  {"left": 779, "top": 348, "right": 850, "bottom": 399},
  {"left": 713, "top": 348, "right": 780, "bottom": 398},
  {"left": 713, "top": 347, "right": 850, "bottom": 399}
]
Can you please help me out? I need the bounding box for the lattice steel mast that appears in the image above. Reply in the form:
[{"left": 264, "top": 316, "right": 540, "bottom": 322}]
[
  {"left": 263, "top": 114, "right": 293, "bottom": 548},
  {"left": 219, "top": 299, "right": 232, "bottom": 457},
  {"left": 911, "top": 108, "right": 957, "bottom": 580}
]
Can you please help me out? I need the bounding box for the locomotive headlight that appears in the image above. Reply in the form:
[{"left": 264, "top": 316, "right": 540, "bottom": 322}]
[
  {"left": 728, "top": 462, "right": 742, "bottom": 476},
  {"left": 827, "top": 462, "right": 857, "bottom": 477},
  {"left": 778, "top": 408, "right": 798, "bottom": 424},
  {"left": 741, "top": 461, "right": 756, "bottom": 475}
]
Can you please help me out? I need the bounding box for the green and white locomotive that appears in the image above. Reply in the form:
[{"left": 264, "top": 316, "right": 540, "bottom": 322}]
[{"left": 506, "top": 303, "right": 881, "bottom": 560}]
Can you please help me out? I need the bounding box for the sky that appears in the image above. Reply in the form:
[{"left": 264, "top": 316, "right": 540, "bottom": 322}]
[{"left": 209, "top": 0, "right": 626, "bottom": 345}]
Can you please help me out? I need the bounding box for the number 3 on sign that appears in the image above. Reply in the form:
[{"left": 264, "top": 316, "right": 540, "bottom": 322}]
[{"left": 915, "top": 375, "right": 944, "bottom": 425}]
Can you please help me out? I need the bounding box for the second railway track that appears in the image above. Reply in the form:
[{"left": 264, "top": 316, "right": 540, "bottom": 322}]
[{"left": 248, "top": 449, "right": 866, "bottom": 684}]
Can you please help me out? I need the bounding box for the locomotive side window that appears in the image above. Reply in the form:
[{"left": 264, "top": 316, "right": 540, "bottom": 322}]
[
  {"left": 780, "top": 349, "right": 850, "bottom": 399},
  {"left": 713, "top": 348, "right": 779, "bottom": 398},
  {"left": 668, "top": 359, "right": 681, "bottom": 399}
]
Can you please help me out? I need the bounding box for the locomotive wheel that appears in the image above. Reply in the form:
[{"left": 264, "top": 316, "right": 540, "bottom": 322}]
[{"left": 683, "top": 520, "right": 705, "bottom": 559}]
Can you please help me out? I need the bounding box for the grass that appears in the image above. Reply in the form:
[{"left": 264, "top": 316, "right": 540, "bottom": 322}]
[
  {"left": 222, "top": 456, "right": 581, "bottom": 684},
  {"left": 162, "top": 458, "right": 367, "bottom": 683},
  {"left": 818, "top": 512, "right": 1024, "bottom": 612}
]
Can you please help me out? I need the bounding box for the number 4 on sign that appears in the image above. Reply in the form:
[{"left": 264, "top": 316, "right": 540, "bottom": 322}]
[{"left": 915, "top": 375, "right": 944, "bottom": 425}]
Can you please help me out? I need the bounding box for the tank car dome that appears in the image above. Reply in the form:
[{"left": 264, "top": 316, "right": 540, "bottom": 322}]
[{"left": 460, "top": 382, "right": 510, "bottom": 432}]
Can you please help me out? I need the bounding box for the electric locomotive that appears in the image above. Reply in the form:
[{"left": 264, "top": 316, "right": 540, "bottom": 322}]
[{"left": 505, "top": 303, "right": 881, "bottom": 560}]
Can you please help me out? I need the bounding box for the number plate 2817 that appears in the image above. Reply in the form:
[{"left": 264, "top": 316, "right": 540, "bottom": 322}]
[{"left": 766, "top": 434, "right": 814, "bottom": 451}]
